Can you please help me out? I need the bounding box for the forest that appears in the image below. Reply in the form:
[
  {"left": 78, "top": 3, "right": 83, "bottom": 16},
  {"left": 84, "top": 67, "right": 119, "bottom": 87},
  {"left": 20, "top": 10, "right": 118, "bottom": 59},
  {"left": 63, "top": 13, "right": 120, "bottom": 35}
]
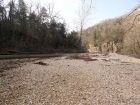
[
  {"left": 83, "top": 10, "right": 140, "bottom": 56},
  {"left": 0, "top": 0, "right": 81, "bottom": 54}
]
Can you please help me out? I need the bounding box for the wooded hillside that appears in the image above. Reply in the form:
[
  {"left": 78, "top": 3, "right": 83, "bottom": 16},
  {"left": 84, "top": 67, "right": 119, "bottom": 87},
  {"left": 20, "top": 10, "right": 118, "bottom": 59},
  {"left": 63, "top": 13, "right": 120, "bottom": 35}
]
[
  {"left": 83, "top": 10, "right": 140, "bottom": 55},
  {"left": 0, "top": 0, "right": 80, "bottom": 54}
]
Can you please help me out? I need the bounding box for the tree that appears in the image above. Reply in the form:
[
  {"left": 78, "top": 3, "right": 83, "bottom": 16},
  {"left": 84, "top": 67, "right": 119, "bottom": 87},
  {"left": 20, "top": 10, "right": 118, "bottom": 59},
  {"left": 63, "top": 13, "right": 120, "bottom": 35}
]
[
  {"left": 16, "top": 0, "right": 27, "bottom": 30},
  {"left": 123, "top": 6, "right": 140, "bottom": 34},
  {"left": 75, "top": 1, "right": 93, "bottom": 46},
  {"left": 46, "top": 3, "right": 60, "bottom": 22},
  {"left": 66, "top": 31, "right": 80, "bottom": 48},
  {"left": 0, "top": 0, "right": 5, "bottom": 46},
  {"left": 0, "top": 0, "right": 4, "bottom": 20},
  {"left": 0, "top": 0, "right": 76, "bottom": 54}
]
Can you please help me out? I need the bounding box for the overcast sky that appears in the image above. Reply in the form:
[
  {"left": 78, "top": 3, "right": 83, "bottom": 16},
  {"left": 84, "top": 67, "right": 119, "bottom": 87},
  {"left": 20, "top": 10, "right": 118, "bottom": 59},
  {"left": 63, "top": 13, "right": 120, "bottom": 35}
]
[{"left": 5, "top": 0, "right": 140, "bottom": 32}]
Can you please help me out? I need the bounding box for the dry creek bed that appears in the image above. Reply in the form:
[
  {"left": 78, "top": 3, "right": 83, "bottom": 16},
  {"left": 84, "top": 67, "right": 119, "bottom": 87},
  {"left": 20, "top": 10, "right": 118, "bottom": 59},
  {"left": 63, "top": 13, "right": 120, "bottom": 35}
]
[{"left": 0, "top": 53, "right": 140, "bottom": 105}]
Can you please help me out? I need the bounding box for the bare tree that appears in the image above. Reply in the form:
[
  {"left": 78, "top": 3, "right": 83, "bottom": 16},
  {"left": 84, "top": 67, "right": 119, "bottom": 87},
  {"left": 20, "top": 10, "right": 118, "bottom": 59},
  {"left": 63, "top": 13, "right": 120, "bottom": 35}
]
[
  {"left": 27, "top": 1, "right": 34, "bottom": 14},
  {"left": 34, "top": 1, "right": 41, "bottom": 15},
  {"left": 81, "top": 0, "right": 93, "bottom": 8},
  {"left": 46, "top": 3, "right": 61, "bottom": 22},
  {"left": 123, "top": 4, "right": 140, "bottom": 34},
  {"left": 75, "top": 1, "right": 93, "bottom": 45}
]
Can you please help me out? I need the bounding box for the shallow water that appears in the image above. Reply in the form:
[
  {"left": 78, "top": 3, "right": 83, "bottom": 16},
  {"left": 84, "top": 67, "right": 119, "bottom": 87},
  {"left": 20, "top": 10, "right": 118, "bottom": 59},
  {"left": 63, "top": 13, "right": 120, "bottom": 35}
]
[{"left": 0, "top": 53, "right": 77, "bottom": 60}]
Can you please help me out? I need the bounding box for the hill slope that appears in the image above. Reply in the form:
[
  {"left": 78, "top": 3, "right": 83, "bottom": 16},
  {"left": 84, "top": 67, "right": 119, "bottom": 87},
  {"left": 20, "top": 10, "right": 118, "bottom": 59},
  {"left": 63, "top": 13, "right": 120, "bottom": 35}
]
[{"left": 83, "top": 10, "right": 140, "bottom": 55}]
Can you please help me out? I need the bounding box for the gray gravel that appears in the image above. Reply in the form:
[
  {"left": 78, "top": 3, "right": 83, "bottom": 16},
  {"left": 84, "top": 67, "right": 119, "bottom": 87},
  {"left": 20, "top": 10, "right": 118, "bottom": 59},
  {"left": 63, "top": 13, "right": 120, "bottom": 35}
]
[{"left": 0, "top": 53, "right": 140, "bottom": 105}]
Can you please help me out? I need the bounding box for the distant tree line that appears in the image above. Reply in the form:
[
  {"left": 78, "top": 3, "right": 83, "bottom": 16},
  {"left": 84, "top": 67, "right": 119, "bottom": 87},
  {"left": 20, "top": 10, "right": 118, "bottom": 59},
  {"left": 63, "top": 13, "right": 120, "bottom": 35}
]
[{"left": 0, "top": 0, "right": 80, "bottom": 54}]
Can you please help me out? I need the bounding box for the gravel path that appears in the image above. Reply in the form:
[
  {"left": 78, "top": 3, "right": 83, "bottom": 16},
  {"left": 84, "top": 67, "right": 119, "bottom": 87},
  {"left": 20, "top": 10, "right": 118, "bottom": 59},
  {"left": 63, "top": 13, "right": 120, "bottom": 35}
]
[{"left": 0, "top": 53, "right": 140, "bottom": 105}]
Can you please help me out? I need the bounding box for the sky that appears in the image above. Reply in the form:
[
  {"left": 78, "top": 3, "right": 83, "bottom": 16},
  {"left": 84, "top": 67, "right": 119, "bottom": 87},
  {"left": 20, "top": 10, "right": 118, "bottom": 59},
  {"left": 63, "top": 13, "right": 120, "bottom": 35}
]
[
  {"left": 50, "top": 0, "right": 139, "bottom": 32},
  {"left": 5, "top": 0, "right": 140, "bottom": 32}
]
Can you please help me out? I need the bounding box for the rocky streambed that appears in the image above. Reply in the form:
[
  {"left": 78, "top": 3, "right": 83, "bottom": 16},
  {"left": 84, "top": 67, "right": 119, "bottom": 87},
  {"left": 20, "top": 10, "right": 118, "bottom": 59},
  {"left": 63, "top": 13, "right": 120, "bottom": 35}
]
[{"left": 0, "top": 53, "right": 140, "bottom": 104}]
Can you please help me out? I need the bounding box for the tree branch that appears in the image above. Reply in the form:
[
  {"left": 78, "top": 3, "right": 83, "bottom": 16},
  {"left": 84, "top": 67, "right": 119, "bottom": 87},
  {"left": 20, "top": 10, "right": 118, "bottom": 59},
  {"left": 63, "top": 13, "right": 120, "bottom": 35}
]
[
  {"left": 124, "top": 14, "right": 140, "bottom": 34},
  {"left": 125, "top": 5, "right": 140, "bottom": 20}
]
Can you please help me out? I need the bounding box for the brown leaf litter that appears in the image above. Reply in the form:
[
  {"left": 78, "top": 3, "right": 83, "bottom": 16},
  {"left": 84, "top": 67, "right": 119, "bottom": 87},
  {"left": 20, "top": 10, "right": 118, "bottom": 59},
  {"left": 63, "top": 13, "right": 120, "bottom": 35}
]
[
  {"left": 66, "top": 54, "right": 98, "bottom": 61},
  {"left": 34, "top": 61, "right": 48, "bottom": 66}
]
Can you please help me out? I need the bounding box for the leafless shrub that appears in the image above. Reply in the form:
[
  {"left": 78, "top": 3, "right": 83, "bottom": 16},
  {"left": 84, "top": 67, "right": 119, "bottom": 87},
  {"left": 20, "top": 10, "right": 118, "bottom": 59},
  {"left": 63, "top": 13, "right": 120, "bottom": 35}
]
[{"left": 66, "top": 55, "right": 98, "bottom": 61}]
